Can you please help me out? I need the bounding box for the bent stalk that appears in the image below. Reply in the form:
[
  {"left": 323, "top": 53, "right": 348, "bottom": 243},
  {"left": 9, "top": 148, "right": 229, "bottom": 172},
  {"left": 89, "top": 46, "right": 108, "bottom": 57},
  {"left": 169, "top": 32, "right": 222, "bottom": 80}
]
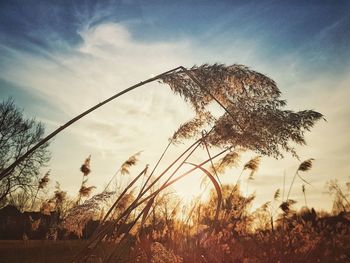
[{"left": 0, "top": 66, "right": 183, "bottom": 181}]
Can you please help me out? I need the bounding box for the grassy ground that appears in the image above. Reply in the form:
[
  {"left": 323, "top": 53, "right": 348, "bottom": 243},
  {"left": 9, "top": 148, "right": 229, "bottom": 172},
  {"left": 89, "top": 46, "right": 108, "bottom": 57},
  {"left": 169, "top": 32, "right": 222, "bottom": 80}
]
[{"left": 0, "top": 240, "right": 85, "bottom": 263}]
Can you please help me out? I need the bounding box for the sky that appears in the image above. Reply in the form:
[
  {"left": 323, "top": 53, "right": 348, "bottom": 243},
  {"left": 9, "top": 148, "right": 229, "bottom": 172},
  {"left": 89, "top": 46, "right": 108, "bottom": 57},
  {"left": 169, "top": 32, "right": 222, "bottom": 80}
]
[{"left": 0, "top": 0, "right": 349, "bottom": 211}]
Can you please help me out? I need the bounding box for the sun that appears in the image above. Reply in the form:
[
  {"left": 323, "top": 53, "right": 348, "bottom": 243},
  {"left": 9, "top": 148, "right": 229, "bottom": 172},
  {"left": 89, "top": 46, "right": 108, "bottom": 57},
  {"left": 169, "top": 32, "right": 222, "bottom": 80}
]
[{"left": 166, "top": 164, "right": 212, "bottom": 204}]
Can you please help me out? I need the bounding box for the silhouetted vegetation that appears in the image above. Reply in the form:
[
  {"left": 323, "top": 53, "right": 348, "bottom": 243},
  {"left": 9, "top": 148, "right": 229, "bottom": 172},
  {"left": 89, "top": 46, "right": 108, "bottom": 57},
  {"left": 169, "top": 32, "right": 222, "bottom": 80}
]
[{"left": 1, "top": 64, "right": 347, "bottom": 263}]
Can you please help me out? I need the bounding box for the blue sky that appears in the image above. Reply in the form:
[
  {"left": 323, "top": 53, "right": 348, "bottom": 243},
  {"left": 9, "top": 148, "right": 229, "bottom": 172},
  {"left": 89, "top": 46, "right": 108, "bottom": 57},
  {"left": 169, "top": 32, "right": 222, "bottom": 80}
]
[
  {"left": 1, "top": 0, "right": 349, "bottom": 210},
  {"left": 1, "top": 1, "right": 349, "bottom": 67}
]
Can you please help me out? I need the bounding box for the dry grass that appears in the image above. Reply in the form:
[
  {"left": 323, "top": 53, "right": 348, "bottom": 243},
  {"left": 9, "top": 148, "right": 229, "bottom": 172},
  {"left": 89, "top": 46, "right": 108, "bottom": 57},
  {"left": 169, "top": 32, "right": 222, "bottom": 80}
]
[
  {"left": 0, "top": 64, "right": 331, "bottom": 262},
  {"left": 1, "top": 168, "right": 350, "bottom": 263}
]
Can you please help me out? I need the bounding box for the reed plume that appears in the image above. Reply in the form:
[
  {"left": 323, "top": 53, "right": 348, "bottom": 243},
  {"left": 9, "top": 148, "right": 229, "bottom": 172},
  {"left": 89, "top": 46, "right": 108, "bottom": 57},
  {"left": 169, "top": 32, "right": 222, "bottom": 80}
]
[
  {"left": 298, "top": 158, "right": 314, "bottom": 172},
  {"left": 63, "top": 191, "right": 114, "bottom": 237},
  {"left": 121, "top": 151, "right": 141, "bottom": 175},
  {"left": 161, "top": 64, "right": 324, "bottom": 158},
  {"left": 80, "top": 155, "right": 91, "bottom": 176},
  {"left": 79, "top": 182, "right": 96, "bottom": 198},
  {"left": 104, "top": 151, "right": 142, "bottom": 192},
  {"left": 211, "top": 151, "right": 240, "bottom": 174},
  {"left": 39, "top": 171, "right": 50, "bottom": 189},
  {"left": 77, "top": 155, "right": 93, "bottom": 204},
  {"left": 31, "top": 170, "right": 50, "bottom": 210},
  {"left": 274, "top": 189, "right": 280, "bottom": 201},
  {"left": 54, "top": 189, "right": 66, "bottom": 207},
  {"left": 244, "top": 156, "right": 261, "bottom": 174},
  {"left": 280, "top": 199, "right": 297, "bottom": 213},
  {"left": 286, "top": 158, "right": 314, "bottom": 201}
]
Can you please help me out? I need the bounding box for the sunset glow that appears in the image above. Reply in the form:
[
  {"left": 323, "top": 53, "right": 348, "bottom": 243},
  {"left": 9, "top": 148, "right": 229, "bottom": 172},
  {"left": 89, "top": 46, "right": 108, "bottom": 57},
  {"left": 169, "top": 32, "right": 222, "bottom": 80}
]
[{"left": 0, "top": 1, "right": 349, "bottom": 262}]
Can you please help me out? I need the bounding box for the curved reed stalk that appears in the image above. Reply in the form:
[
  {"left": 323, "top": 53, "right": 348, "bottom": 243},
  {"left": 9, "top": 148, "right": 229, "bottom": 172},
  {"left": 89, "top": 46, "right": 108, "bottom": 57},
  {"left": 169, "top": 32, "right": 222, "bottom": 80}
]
[
  {"left": 0, "top": 66, "right": 184, "bottom": 181},
  {"left": 1, "top": 64, "right": 323, "bottom": 184},
  {"left": 135, "top": 147, "right": 230, "bottom": 212},
  {"left": 0, "top": 64, "right": 238, "bottom": 182},
  {"left": 186, "top": 162, "right": 222, "bottom": 228}
]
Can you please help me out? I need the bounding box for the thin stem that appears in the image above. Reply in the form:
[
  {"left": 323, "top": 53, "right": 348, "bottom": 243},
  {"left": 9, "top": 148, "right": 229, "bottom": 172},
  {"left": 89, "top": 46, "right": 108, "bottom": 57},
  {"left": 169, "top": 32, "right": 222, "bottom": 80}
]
[
  {"left": 281, "top": 171, "right": 286, "bottom": 262},
  {"left": 102, "top": 166, "right": 148, "bottom": 224},
  {"left": 202, "top": 131, "right": 222, "bottom": 187},
  {"left": 105, "top": 201, "right": 152, "bottom": 263},
  {"left": 103, "top": 168, "right": 121, "bottom": 192},
  {"left": 137, "top": 140, "right": 172, "bottom": 198},
  {"left": 286, "top": 171, "right": 298, "bottom": 201},
  {"left": 282, "top": 171, "right": 286, "bottom": 201},
  {"left": 130, "top": 138, "right": 202, "bottom": 211},
  {"left": 332, "top": 184, "right": 350, "bottom": 207},
  {"left": 76, "top": 175, "right": 85, "bottom": 205},
  {"left": 224, "top": 169, "right": 244, "bottom": 207},
  {"left": 246, "top": 179, "right": 249, "bottom": 197},
  {"left": 303, "top": 189, "right": 307, "bottom": 207},
  {"left": 235, "top": 170, "right": 244, "bottom": 186}
]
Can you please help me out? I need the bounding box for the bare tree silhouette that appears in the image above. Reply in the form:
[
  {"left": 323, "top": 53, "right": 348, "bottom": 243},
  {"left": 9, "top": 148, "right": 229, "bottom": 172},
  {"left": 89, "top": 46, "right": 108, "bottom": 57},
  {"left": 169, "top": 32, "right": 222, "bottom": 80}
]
[{"left": 0, "top": 98, "right": 50, "bottom": 203}]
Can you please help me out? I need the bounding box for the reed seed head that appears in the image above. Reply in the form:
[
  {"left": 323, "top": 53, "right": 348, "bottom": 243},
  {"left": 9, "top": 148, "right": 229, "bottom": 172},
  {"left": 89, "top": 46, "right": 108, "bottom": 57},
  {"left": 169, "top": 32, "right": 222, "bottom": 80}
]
[
  {"left": 80, "top": 155, "right": 91, "bottom": 176},
  {"left": 298, "top": 158, "right": 314, "bottom": 172}
]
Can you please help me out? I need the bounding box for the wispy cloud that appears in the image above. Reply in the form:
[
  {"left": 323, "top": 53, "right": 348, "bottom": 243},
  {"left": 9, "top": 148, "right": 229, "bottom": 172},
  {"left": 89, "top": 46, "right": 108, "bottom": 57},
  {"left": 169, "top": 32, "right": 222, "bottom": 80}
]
[{"left": 0, "top": 22, "right": 198, "bottom": 194}]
